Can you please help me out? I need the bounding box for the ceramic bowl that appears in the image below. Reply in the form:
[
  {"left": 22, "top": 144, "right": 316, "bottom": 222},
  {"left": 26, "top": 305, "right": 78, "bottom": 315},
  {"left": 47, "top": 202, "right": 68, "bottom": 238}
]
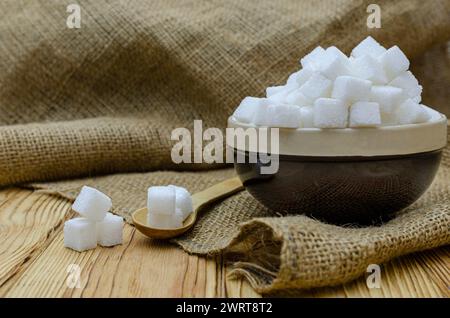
[{"left": 227, "top": 110, "right": 447, "bottom": 225}]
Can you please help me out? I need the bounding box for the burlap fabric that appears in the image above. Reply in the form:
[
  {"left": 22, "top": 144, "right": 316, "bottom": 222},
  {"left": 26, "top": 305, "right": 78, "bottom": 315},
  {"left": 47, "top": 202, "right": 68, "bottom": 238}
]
[{"left": 1, "top": 0, "right": 450, "bottom": 293}]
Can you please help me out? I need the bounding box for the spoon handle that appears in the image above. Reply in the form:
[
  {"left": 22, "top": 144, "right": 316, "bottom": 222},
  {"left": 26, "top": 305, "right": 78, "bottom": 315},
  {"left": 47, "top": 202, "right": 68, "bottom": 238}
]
[{"left": 192, "top": 177, "right": 244, "bottom": 211}]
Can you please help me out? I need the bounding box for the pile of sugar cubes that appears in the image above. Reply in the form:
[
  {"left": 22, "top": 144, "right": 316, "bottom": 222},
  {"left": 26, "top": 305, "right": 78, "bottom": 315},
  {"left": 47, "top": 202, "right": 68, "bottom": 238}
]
[
  {"left": 147, "top": 185, "right": 193, "bottom": 228},
  {"left": 233, "top": 36, "right": 442, "bottom": 128},
  {"left": 64, "top": 186, "right": 124, "bottom": 252}
]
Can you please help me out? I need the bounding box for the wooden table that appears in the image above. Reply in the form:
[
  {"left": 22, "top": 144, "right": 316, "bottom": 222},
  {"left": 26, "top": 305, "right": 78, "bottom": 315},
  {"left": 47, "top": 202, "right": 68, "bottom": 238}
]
[{"left": 0, "top": 188, "right": 448, "bottom": 298}]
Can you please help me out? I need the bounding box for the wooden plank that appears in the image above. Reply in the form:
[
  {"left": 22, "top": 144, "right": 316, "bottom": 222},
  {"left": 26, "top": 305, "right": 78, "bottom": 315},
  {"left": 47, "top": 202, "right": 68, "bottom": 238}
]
[{"left": 0, "top": 188, "right": 448, "bottom": 297}]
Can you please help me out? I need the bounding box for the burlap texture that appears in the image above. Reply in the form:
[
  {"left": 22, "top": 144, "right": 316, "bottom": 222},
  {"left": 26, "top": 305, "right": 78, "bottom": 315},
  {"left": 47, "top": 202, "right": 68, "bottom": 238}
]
[{"left": 1, "top": 0, "right": 450, "bottom": 293}]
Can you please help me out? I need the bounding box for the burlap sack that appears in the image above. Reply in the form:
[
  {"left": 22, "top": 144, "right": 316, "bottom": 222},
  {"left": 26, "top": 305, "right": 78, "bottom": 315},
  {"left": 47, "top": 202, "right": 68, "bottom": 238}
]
[{"left": 1, "top": 0, "right": 450, "bottom": 293}]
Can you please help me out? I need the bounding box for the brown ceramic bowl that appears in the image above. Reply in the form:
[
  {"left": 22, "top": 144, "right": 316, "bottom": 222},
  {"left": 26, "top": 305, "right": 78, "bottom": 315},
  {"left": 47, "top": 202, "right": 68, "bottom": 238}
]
[{"left": 227, "top": 110, "right": 447, "bottom": 225}]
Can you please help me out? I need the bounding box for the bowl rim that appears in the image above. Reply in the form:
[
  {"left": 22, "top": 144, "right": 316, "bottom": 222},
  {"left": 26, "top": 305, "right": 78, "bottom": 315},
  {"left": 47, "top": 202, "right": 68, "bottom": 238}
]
[{"left": 227, "top": 112, "right": 448, "bottom": 157}]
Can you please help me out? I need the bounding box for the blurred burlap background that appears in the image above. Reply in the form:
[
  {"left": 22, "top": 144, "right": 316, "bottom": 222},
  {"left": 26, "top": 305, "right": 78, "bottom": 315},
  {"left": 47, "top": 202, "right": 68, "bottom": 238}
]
[{"left": 0, "top": 0, "right": 449, "bottom": 294}]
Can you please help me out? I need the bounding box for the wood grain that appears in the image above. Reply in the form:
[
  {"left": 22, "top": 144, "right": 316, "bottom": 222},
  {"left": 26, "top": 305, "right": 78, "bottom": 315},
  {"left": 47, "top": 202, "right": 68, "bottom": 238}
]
[{"left": 0, "top": 188, "right": 448, "bottom": 298}]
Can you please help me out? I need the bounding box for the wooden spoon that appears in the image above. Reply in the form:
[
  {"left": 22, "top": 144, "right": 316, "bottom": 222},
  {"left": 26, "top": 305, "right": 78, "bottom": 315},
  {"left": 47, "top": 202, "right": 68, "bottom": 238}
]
[{"left": 132, "top": 177, "right": 244, "bottom": 239}]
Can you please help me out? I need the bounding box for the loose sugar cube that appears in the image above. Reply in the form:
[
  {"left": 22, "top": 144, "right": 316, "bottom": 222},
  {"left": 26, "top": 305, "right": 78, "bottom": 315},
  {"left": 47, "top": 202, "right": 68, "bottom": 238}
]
[
  {"left": 252, "top": 102, "right": 270, "bottom": 126},
  {"left": 299, "top": 73, "right": 332, "bottom": 101},
  {"left": 148, "top": 213, "right": 182, "bottom": 229},
  {"left": 351, "top": 54, "right": 388, "bottom": 84},
  {"left": 351, "top": 36, "right": 387, "bottom": 58},
  {"left": 168, "top": 185, "right": 193, "bottom": 220},
  {"left": 396, "top": 99, "right": 431, "bottom": 124},
  {"left": 299, "top": 106, "right": 314, "bottom": 128},
  {"left": 331, "top": 76, "right": 372, "bottom": 103},
  {"left": 147, "top": 186, "right": 176, "bottom": 215},
  {"left": 97, "top": 213, "right": 124, "bottom": 247},
  {"left": 313, "top": 98, "right": 348, "bottom": 128},
  {"left": 233, "top": 97, "right": 268, "bottom": 123},
  {"left": 284, "top": 89, "right": 311, "bottom": 106},
  {"left": 380, "top": 46, "right": 410, "bottom": 80},
  {"left": 266, "top": 85, "right": 286, "bottom": 97},
  {"left": 300, "top": 46, "right": 326, "bottom": 70},
  {"left": 64, "top": 218, "right": 97, "bottom": 252},
  {"left": 72, "top": 186, "right": 112, "bottom": 222},
  {"left": 389, "top": 71, "right": 422, "bottom": 99},
  {"left": 369, "top": 85, "right": 404, "bottom": 114},
  {"left": 317, "top": 47, "right": 352, "bottom": 80},
  {"left": 349, "top": 102, "right": 381, "bottom": 127},
  {"left": 266, "top": 104, "right": 301, "bottom": 128}
]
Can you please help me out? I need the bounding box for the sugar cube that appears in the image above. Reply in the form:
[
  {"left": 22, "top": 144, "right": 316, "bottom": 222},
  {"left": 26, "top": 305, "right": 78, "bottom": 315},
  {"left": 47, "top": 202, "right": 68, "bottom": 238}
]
[
  {"left": 313, "top": 98, "right": 348, "bottom": 128},
  {"left": 299, "top": 106, "right": 314, "bottom": 128},
  {"left": 284, "top": 89, "right": 311, "bottom": 106},
  {"left": 291, "top": 68, "right": 314, "bottom": 87},
  {"left": 396, "top": 99, "right": 431, "bottom": 124},
  {"left": 252, "top": 102, "right": 270, "bottom": 126},
  {"left": 266, "top": 104, "right": 301, "bottom": 128},
  {"left": 299, "top": 73, "right": 332, "bottom": 101},
  {"left": 380, "top": 46, "right": 410, "bottom": 80},
  {"left": 349, "top": 102, "right": 381, "bottom": 127},
  {"left": 317, "top": 47, "right": 352, "bottom": 80},
  {"left": 422, "top": 105, "right": 442, "bottom": 122},
  {"left": 331, "top": 76, "right": 372, "bottom": 103},
  {"left": 96, "top": 212, "right": 124, "bottom": 247},
  {"left": 389, "top": 71, "right": 422, "bottom": 100},
  {"left": 369, "top": 85, "right": 404, "bottom": 114},
  {"left": 147, "top": 186, "right": 176, "bottom": 215},
  {"left": 351, "top": 54, "right": 388, "bottom": 84},
  {"left": 64, "top": 218, "right": 97, "bottom": 252},
  {"left": 266, "top": 85, "right": 286, "bottom": 97},
  {"left": 148, "top": 213, "right": 182, "bottom": 229},
  {"left": 351, "top": 36, "right": 387, "bottom": 58},
  {"left": 300, "top": 46, "right": 326, "bottom": 70},
  {"left": 233, "top": 97, "right": 268, "bottom": 124},
  {"left": 168, "top": 185, "right": 193, "bottom": 220},
  {"left": 72, "top": 186, "right": 112, "bottom": 222}
]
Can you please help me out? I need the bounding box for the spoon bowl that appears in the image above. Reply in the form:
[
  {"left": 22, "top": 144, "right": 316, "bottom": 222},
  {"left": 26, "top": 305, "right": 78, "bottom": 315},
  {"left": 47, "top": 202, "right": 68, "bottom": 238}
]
[{"left": 132, "top": 177, "right": 244, "bottom": 239}]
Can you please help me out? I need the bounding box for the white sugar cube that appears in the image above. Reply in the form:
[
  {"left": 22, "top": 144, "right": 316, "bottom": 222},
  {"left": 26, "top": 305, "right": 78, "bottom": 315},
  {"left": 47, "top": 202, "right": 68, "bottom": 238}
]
[
  {"left": 351, "top": 54, "right": 388, "bottom": 84},
  {"left": 266, "top": 85, "right": 286, "bottom": 97},
  {"left": 396, "top": 99, "right": 431, "bottom": 124},
  {"left": 252, "top": 102, "right": 270, "bottom": 126},
  {"left": 422, "top": 105, "right": 442, "bottom": 122},
  {"left": 299, "top": 73, "right": 332, "bottom": 101},
  {"left": 284, "top": 89, "right": 311, "bottom": 106},
  {"left": 64, "top": 218, "right": 97, "bottom": 252},
  {"left": 300, "top": 46, "right": 326, "bottom": 70},
  {"left": 299, "top": 106, "right": 314, "bottom": 128},
  {"left": 317, "top": 47, "right": 352, "bottom": 80},
  {"left": 289, "top": 68, "right": 314, "bottom": 87},
  {"left": 389, "top": 71, "right": 422, "bottom": 100},
  {"left": 380, "top": 46, "right": 410, "bottom": 80},
  {"left": 351, "top": 36, "right": 387, "bottom": 58},
  {"left": 313, "top": 98, "right": 348, "bottom": 128},
  {"left": 147, "top": 186, "right": 176, "bottom": 215},
  {"left": 266, "top": 104, "right": 301, "bottom": 128},
  {"left": 369, "top": 85, "right": 404, "bottom": 114},
  {"left": 168, "top": 185, "right": 193, "bottom": 220},
  {"left": 96, "top": 212, "right": 124, "bottom": 247},
  {"left": 148, "top": 213, "right": 182, "bottom": 229},
  {"left": 233, "top": 97, "right": 268, "bottom": 124},
  {"left": 349, "top": 102, "right": 381, "bottom": 127},
  {"left": 331, "top": 76, "right": 372, "bottom": 103},
  {"left": 412, "top": 95, "right": 422, "bottom": 103},
  {"left": 72, "top": 186, "right": 112, "bottom": 222}
]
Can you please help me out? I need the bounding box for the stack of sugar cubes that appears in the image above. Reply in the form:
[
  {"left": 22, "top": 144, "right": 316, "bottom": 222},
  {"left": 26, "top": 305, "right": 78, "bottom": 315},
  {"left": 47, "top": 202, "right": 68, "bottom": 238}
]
[
  {"left": 232, "top": 36, "right": 441, "bottom": 128},
  {"left": 147, "top": 185, "right": 193, "bottom": 228},
  {"left": 64, "top": 186, "right": 124, "bottom": 252}
]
